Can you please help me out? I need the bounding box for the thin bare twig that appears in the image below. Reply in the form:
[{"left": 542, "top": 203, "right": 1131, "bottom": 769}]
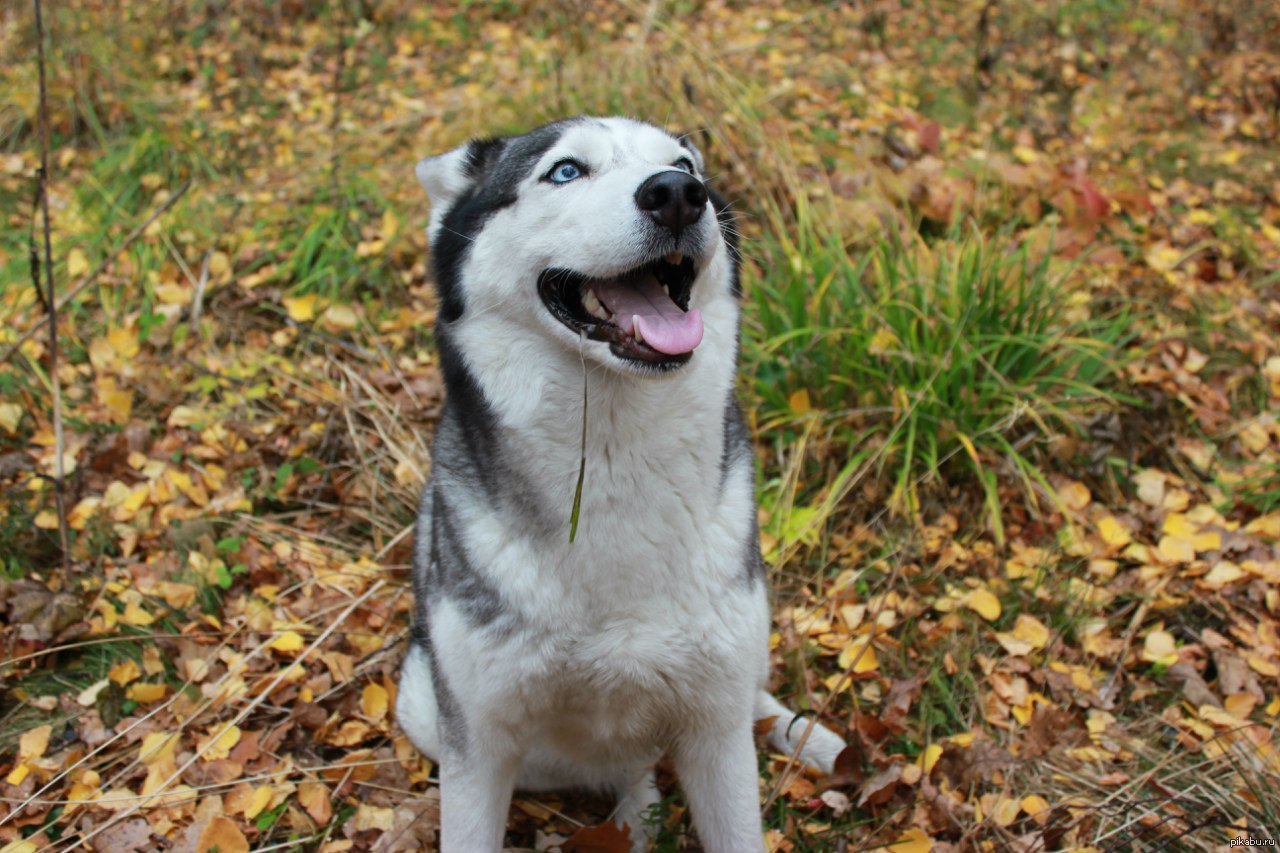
[
  {"left": 190, "top": 247, "right": 213, "bottom": 329},
  {"left": 32, "top": 0, "right": 70, "bottom": 580},
  {"left": 329, "top": 0, "right": 347, "bottom": 195}
]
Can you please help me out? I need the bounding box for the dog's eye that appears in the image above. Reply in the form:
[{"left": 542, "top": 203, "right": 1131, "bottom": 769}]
[
  {"left": 546, "top": 160, "right": 586, "bottom": 184},
  {"left": 672, "top": 157, "right": 696, "bottom": 174}
]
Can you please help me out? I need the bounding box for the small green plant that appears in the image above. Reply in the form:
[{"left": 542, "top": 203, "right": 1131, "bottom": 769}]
[
  {"left": 272, "top": 176, "right": 400, "bottom": 301},
  {"left": 746, "top": 202, "right": 1133, "bottom": 542},
  {"left": 1223, "top": 460, "right": 1280, "bottom": 516}
]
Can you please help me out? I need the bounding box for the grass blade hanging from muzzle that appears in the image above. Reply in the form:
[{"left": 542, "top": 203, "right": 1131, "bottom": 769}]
[{"left": 569, "top": 331, "right": 587, "bottom": 543}]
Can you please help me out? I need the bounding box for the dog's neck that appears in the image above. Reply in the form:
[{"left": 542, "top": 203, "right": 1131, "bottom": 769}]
[{"left": 438, "top": 295, "right": 741, "bottom": 530}]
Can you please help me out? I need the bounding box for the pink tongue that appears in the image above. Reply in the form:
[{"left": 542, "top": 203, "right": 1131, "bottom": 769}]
[{"left": 594, "top": 277, "right": 704, "bottom": 355}]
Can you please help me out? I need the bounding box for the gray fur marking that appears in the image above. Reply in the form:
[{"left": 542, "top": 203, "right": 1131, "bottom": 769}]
[
  {"left": 429, "top": 487, "right": 510, "bottom": 628},
  {"left": 717, "top": 392, "right": 751, "bottom": 496},
  {"left": 741, "top": 515, "right": 766, "bottom": 587}
]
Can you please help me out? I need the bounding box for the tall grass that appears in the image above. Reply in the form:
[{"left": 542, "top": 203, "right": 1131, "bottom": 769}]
[{"left": 745, "top": 200, "right": 1133, "bottom": 546}]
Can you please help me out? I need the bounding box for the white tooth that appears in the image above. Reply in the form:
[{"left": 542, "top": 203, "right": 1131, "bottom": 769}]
[
  {"left": 633, "top": 316, "right": 643, "bottom": 343},
  {"left": 667, "top": 251, "right": 683, "bottom": 265},
  {"left": 583, "top": 289, "right": 602, "bottom": 317},
  {"left": 662, "top": 284, "right": 669, "bottom": 296}
]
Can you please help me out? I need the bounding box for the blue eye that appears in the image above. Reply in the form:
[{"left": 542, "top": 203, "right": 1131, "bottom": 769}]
[
  {"left": 673, "top": 157, "right": 695, "bottom": 173},
  {"left": 547, "top": 160, "right": 584, "bottom": 184}
]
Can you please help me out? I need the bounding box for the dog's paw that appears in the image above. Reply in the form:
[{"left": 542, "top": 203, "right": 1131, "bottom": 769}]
[
  {"left": 793, "top": 720, "right": 846, "bottom": 775},
  {"left": 756, "top": 692, "right": 847, "bottom": 775}
]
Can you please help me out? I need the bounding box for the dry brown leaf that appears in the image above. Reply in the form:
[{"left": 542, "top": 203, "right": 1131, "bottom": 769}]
[{"left": 196, "top": 815, "right": 249, "bottom": 853}]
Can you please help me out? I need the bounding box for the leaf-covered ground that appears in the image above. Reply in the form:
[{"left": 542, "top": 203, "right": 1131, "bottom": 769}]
[{"left": 1, "top": 2, "right": 1279, "bottom": 851}]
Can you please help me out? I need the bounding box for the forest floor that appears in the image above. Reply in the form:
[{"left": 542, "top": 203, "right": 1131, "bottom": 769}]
[{"left": 1, "top": 1, "right": 1279, "bottom": 851}]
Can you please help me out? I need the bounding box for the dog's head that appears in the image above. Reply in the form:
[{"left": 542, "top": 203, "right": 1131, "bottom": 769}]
[{"left": 417, "top": 117, "right": 737, "bottom": 375}]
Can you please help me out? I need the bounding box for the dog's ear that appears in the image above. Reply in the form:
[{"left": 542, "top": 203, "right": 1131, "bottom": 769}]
[{"left": 415, "top": 138, "right": 506, "bottom": 227}]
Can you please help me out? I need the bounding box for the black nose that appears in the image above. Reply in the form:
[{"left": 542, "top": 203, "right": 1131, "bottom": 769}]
[{"left": 634, "top": 170, "right": 708, "bottom": 237}]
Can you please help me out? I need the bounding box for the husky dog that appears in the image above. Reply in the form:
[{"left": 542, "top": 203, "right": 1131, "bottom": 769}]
[{"left": 397, "top": 117, "right": 845, "bottom": 853}]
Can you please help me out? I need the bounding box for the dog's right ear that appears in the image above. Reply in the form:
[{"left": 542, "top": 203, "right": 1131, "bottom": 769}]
[
  {"left": 416, "top": 138, "right": 505, "bottom": 209},
  {"left": 416, "top": 137, "right": 505, "bottom": 243}
]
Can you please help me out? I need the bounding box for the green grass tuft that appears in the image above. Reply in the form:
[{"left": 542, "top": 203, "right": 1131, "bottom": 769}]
[{"left": 746, "top": 203, "right": 1134, "bottom": 544}]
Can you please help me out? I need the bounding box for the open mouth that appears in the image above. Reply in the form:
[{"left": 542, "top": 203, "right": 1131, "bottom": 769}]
[{"left": 537, "top": 253, "right": 704, "bottom": 367}]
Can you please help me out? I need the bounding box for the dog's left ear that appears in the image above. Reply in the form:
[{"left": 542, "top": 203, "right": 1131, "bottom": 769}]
[{"left": 416, "top": 137, "right": 505, "bottom": 240}]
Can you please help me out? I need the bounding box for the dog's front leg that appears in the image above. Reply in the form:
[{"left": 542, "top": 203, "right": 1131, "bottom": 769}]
[
  {"left": 674, "top": 720, "right": 766, "bottom": 853},
  {"left": 438, "top": 740, "right": 520, "bottom": 853}
]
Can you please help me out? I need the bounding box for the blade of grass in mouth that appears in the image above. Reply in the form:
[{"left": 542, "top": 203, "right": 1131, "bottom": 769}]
[{"left": 569, "top": 330, "right": 587, "bottom": 544}]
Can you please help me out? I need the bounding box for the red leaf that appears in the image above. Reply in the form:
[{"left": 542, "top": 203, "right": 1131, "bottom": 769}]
[
  {"left": 919, "top": 121, "right": 942, "bottom": 155},
  {"left": 1071, "top": 174, "right": 1110, "bottom": 221},
  {"left": 560, "top": 821, "right": 633, "bottom": 853}
]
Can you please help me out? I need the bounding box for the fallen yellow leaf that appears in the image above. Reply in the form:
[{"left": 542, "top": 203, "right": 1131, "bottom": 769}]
[
  {"left": 1142, "top": 630, "right": 1179, "bottom": 666},
  {"left": 18, "top": 725, "right": 51, "bottom": 761},
  {"left": 351, "top": 804, "right": 395, "bottom": 832},
  {"left": 888, "top": 826, "right": 932, "bottom": 853},
  {"left": 126, "top": 682, "right": 167, "bottom": 703},
  {"left": 965, "top": 588, "right": 1001, "bottom": 622},
  {"left": 381, "top": 207, "right": 400, "bottom": 237},
  {"left": 283, "top": 293, "right": 318, "bottom": 322},
  {"left": 1245, "top": 513, "right": 1280, "bottom": 538},
  {"left": 107, "top": 325, "right": 139, "bottom": 359},
  {"left": 1156, "top": 535, "right": 1195, "bottom": 564},
  {"left": 200, "top": 725, "right": 242, "bottom": 761},
  {"left": 1097, "top": 516, "right": 1131, "bottom": 548},
  {"left": 919, "top": 743, "right": 943, "bottom": 774},
  {"left": 0, "top": 402, "right": 23, "bottom": 434},
  {"left": 1134, "top": 469, "right": 1166, "bottom": 507},
  {"left": 1021, "top": 794, "right": 1051, "bottom": 823},
  {"left": 322, "top": 303, "right": 359, "bottom": 331},
  {"left": 209, "top": 250, "right": 230, "bottom": 275},
  {"left": 837, "top": 637, "right": 879, "bottom": 673},
  {"left": 1202, "top": 561, "right": 1244, "bottom": 589},
  {"left": 156, "top": 282, "right": 191, "bottom": 305},
  {"left": 1010, "top": 614, "right": 1050, "bottom": 649},
  {"left": 993, "top": 797, "right": 1021, "bottom": 827},
  {"left": 269, "top": 630, "right": 305, "bottom": 653},
  {"left": 362, "top": 682, "right": 389, "bottom": 722},
  {"left": 67, "top": 496, "right": 102, "bottom": 531},
  {"left": 138, "top": 732, "right": 179, "bottom": 766},
  {"left": 67, "top": 247, "right": 90, "bottom": 277},
  {"left": 108, "top": 659, "right": 141, "bottom": 686},
  {"left": 242, "top": 785, "right": 273, "bottom": 820},
  {"left": 1191, "top": 530, "right": 1221, "bottom": 553},
  {"left": 1247, "top": 655, "right": 1279, "bottom": 678},
  {"left": 1057, "top": 481, "right": 1091, "bottom": 512},
  {"left": 121, "top": 600, "right": 156, "bottom": 627},
  {"left": 1161, "top": 513, "right": 1197, "bottom": 538}
]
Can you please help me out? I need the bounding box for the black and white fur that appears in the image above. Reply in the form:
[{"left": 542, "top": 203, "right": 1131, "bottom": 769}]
[{"left": 397, "top": 117, "right": 845, "bottom": 853}]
